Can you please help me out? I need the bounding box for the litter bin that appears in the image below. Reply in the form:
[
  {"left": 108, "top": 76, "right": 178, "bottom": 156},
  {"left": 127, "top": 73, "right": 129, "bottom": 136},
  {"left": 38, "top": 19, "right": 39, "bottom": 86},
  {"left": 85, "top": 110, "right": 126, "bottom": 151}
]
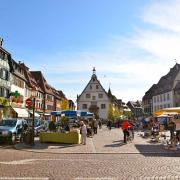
[{"left": 22, "top": 128, "right": 34, "bottom": 145}]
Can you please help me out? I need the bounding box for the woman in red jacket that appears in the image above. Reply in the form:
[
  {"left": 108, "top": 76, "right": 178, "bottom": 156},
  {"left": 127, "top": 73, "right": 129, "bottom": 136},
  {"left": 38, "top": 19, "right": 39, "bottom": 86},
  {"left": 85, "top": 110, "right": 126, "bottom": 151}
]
[{"left": 121, "top": 119, "right": 132, "bottom": 143}]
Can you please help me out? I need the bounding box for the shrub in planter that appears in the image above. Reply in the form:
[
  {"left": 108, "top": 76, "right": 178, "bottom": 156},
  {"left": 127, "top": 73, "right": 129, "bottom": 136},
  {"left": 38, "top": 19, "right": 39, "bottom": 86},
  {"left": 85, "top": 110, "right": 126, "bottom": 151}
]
[{"left": 48, "top": 121, "right": 56, "bottom": 132}]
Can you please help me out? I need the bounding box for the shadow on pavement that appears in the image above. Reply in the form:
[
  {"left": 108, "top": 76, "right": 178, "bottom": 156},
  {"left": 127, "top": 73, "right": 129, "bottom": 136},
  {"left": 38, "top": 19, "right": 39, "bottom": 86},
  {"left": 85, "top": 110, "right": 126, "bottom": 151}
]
[
  {"left": 104, "top": 140, "right": 125, "bottom": 147},
  {"left": 135, "top": 144, "right": 180, "bottom": 157},
  {"left": 0, "top": 142, "right": 14, "bottom": 149},
  {"left": 15, "top": 139, "right": 79, "bottom": 151}
]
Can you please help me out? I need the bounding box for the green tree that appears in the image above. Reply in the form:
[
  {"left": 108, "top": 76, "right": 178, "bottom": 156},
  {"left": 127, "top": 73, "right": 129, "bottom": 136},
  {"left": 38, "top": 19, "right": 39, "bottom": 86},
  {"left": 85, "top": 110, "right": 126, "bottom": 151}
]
[
  {"left": 61, "top": 99, "right": 69, "bottom": 110},
  {"left": 114, "top": 108, "right": 120, "bottom": 120},
  {"left": 61, "top": 116, "right": 69, "bottom": 126},
  {"left": 123, "top": 110, "right": 132, "bottom": 119},
  {"left": 108, "top": 103, "right": 114, "bottom": 121},
  {"left": 0, "top": 98, "right": 10, "bottom": 118},
  {"left": 89, "top": 105, "right": 99, "bottom": 119}
]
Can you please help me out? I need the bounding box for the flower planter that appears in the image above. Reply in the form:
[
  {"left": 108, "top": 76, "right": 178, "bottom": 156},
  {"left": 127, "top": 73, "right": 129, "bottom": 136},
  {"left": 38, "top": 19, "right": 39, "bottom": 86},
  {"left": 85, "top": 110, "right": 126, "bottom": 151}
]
[{"left": 40, "top": 131, "right": 81, "bottom": 144}]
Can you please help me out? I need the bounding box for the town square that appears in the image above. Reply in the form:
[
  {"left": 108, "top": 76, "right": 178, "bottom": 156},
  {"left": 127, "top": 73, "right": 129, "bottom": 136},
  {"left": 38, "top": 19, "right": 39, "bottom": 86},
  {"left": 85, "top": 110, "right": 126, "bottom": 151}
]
[{"left": 1, "top": 0, "right": 180, "bottom": 179}]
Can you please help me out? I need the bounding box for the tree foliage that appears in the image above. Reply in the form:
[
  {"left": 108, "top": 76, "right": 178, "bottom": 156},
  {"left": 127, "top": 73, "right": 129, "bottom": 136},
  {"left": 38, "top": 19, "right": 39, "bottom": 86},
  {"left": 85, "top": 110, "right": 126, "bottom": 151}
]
[
  {"left": 89, "top": 105, "right": 99, "bottom": 119},
  {"left": 108, "top": 103, "right": 114, "bottom": 121},
  {"left": 114, "top": 108, "right": 120, "bottom": 119},
  {"left": 61, "top": 99, "right": 69, "bottom": 110},
  {"left": 61, "top": 116, "right": 69, "bottom": 127}
]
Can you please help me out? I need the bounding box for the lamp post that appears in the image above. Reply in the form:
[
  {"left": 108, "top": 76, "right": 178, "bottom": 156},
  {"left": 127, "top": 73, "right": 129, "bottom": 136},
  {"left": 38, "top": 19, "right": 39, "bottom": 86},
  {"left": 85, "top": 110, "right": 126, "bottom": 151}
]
[
  {"left": 32, "top": 97, "right": 36, "bottom": 145},
  {"left": 26, "top": 97, "right": 35, "bottom": 145}
]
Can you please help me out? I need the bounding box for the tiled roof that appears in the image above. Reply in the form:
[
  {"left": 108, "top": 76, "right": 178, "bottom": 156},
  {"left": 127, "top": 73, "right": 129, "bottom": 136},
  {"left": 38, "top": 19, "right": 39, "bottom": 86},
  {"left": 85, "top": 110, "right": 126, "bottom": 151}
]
[
  {"left": 0, "top": 46, "right": 11, "bottom": 55},
  {"left": 153, "top": 63, "right": 180, "bottom": 95},
  {"left": 21, "top": 63, "right": 44, "bottom": 92},
  {"left": 143, "top": 63, "right": 180, "bottom": 100},
  {"left": 30, "top": 71, "right": 53, "bottom": 95},
  {"left": 174, "top": 82, "right": 180, "bottom": 90},
  {"left": 142, "top": 84, "right": 157, "bottom": 100},
  {"left": 77, "top": 72, "right": 109, "bottom": 101},
  {"left": 11, "top": 59, "right": 27, "bottom": 82},
  {"left": 127, "top": 101, "right": 142, "bottom": 108},
  {"left": 58, "top": 90, "right": 67, "bottom": 99}
]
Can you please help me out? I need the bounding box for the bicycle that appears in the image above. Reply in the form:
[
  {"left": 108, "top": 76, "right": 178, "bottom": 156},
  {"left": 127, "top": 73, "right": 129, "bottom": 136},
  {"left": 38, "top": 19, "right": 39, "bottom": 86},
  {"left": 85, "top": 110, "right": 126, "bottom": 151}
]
[{"left": 127, "top": 128, "right": 134, "bottom": 142}]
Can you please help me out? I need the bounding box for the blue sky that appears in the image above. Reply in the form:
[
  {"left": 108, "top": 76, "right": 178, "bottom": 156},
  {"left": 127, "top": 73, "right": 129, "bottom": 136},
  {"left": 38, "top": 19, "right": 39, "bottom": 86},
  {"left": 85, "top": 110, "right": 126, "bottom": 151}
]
[{"left": 0, "top": 0, "right": 179, "bottom": 102}]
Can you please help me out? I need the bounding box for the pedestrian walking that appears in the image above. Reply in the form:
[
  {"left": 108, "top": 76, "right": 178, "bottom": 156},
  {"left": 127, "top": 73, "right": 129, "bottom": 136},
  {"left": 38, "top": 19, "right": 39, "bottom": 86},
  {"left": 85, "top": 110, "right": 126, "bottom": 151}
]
[
  {"left": 80, "top": 121, "right": 87, "bottom": 145},
  {"left": 98, "top": 119, "right": 102, "bottom": 129},
  {"left": 107, "top": 120, "right": 112, "bottom": 130},
  {"left": 168, "top": 117, "right": 176, "bottom": 140},
  {"left": 89, "top": 119, "right": 94, "bottom": 136},
  {"left": 93, "top": 119, "right": 98, "bottom": 134}
]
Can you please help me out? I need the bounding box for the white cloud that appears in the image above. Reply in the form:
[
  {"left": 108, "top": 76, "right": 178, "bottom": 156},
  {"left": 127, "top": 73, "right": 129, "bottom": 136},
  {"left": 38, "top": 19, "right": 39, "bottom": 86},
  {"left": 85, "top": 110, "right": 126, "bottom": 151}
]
[
  {"left": 142, "top": 0, "right": 180, "bottom": 32},
  {"left": 132, "top": 0, "right": 180, "bottom": 61},
  {"left": 27, "top": 0, "right": 180, "bottom": 103}
]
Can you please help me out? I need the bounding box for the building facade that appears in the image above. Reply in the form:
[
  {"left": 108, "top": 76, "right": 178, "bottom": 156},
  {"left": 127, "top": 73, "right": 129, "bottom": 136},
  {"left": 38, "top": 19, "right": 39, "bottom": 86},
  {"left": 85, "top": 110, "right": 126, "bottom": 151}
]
[
  {"left": 69, "top": 99, "right": 75, "bottom": 110},
  {"left": 31, "top": 71, "right": 62, "bottom": 119},
  {"left": 0, "top": 39, "right": 70, "bottom": 119},
  {"left": 142, "top": 63, "right": 180, "bottom": 113},
  {"left": 0, "top": 39, "right": 11, "bottom": 118},
  {"left": 142, "top": 84, "right": 156, "bottom": 116},
  {"left": 127, "top": 101, "right": 144, "bottom": 119},
  {"left": 21, "top": 63, "right": 44, "bottom": 117},
  {"left": 77, "top": 68, "right": 121, "bottom": 120},
  {"left": 9, "top": 60, "right": 29, "bottom": 118},
  {"left": 153, "top": 64, "right": 180, "bottom": 112}
]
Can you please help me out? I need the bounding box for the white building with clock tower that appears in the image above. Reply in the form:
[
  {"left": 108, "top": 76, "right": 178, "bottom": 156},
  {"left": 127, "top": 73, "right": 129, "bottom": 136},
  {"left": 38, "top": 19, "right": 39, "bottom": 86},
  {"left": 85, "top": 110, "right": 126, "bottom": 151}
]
[{"left": 77, "top": 68, "right": 120, "bottom": 120}]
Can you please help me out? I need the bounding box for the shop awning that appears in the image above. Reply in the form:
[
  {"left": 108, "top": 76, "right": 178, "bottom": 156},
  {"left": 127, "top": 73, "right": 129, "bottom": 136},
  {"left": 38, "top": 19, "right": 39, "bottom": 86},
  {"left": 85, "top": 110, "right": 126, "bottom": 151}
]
[
  {"left": 13, "top": 108, "right": 29, "bottom": 118},
  {"left": 29, "top": 110, "right": 40, "bottom": 117},
  {"left": 78, "top": 111, "right": 93, "bottom": 117},
  {"left": 61, "top": 110, "right": 77, "bottom": 117},
  {"left": 154, "top": 107, "right": 180, "bottom": 116},
  {"left": 51, "top": 111, "right": 61, "bottom": 116},
  {"left": 44, "top": 113, "right": 51, "bottom": 116}
]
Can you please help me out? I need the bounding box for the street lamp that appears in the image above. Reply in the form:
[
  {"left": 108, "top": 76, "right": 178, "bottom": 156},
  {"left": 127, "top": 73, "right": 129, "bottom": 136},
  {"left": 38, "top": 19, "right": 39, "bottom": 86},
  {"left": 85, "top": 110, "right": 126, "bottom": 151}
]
[
  {"left": 26, "top": 97, "right": 36, "bottom": 145},
  {"left": 32, "top": 97, "right": 36, "bottom": 145}
]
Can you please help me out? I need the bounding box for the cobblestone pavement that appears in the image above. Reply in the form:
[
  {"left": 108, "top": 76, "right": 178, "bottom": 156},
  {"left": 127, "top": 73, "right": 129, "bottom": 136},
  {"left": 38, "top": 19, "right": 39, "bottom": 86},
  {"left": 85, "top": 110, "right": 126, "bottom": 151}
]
[
  {"left": 0, "top": 126, "right": 180, "bottom": 179},
  {"left": 0, "top": 150, "right": 180, "bottom": 179},
  {"left": 15, "top": 126, "right": 180, "bottom": 154}
]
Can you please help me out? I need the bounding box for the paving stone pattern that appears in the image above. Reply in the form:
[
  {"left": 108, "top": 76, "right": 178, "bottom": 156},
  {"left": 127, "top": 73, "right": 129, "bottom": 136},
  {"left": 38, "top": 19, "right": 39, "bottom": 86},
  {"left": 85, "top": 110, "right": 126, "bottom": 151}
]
[
  {"left": 0, "top": 126, "right": 180, "bottom": 179},
  {"left": 15, "top": 126, "right": 180, "bottom": 154}
]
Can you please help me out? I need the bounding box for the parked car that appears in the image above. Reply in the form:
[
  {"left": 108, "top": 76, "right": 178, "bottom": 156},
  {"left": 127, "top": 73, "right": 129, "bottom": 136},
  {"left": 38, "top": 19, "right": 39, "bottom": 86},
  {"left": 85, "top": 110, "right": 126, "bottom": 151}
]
[
  {"left": 25, "top": 118, "right": 45, "bottom": 136},
  {"left": 0, "top": 118, "right": 27, "bottom": 144}
]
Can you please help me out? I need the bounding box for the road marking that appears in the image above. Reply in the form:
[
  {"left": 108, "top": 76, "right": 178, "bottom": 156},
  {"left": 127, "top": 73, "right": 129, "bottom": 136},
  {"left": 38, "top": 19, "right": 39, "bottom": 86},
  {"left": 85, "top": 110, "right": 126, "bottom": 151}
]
[
  {"left": 0, "top": 178, "right": 49, "bottom": 180},
  {"left": 0, "top": 159, "right": 36, "bottom": 165},
  {"left": 75, "top": 178, "right": 118, "bottom": 180},
  {"left": 0, "top": 158, "right": 111, "bottom": 165}
]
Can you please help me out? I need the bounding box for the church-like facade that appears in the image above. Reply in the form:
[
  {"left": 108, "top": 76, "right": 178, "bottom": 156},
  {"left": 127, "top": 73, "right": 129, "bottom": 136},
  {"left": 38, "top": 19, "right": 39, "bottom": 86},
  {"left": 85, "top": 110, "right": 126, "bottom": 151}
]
[{"left": 77, "top": 68, "right": 122, "bottom": 120}]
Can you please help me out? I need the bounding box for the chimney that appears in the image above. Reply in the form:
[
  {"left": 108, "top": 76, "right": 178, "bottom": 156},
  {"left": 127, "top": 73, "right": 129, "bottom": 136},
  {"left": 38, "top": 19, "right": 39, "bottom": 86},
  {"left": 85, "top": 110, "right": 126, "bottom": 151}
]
[{"left": 0, "top": 38, "right": 4, "bottom": 47}]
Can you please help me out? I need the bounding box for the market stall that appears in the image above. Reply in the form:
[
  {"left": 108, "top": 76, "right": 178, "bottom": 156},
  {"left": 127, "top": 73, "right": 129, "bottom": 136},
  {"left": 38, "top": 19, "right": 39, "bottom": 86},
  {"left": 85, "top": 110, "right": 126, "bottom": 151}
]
[{"left": 154, "top": 107, "right": 180, "bottom": 116}]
